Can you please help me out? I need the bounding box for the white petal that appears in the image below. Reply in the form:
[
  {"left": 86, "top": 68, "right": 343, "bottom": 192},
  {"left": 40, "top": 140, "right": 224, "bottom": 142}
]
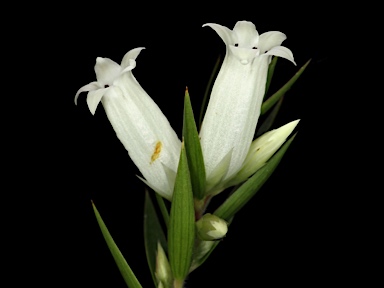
[
  {"left": 121, "top": 47, "right": 145, "bottom": 70},
  {"left": 258, "top": 31, "right": 287, "bottom": 53},
  {"left": 137, "top": 175, "right": 170, "bottom": 201},
  {"left": 205, "top": 149, "right": 232, "bottom": 195},
  {"left": 232, "top": 21, "right": 259, "bottom": 48},
  {"left": 74, "top": 81, "right": 100, "bottom": 105},
  {"left": 86, "top": 87, "right": 109, "bottom": 115},
  {"left": 120, "top": 59, "right": 136, "bottom": 74},
  {"left": 161, "top": 163, "right": 177, "bottom": 196},
  {"left": 94, "top": 57, "right": 122, "bottom": 85},
  {"left": 265, "top": 46, "right": 296, "bottom": 65},
  {"left": 203, "top": 23, "right": 234, "bottom": 45},
  {"left": 207, "top": 220, "right": 228, "bottom": 238},
  {"left": 200, "top": 54, "right": 270, "bottom": 184}
]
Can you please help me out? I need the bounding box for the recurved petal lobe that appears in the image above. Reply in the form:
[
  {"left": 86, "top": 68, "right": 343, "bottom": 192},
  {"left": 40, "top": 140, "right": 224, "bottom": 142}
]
[
  {"left": 258, "top": 31, "right": 287, "bottom": 53},
  {"left": 74, "top": 81, "right": 100, "bottom": 105},
  {"left": 121, "top": 47, "right": 145, "bottom": 69}
]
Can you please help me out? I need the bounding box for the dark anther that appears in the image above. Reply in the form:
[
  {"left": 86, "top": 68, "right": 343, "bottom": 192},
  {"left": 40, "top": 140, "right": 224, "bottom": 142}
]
[
  {"left": 234, "top": 43, "right": 238, "bottom": 47},
  {"left": 104, "top": 85, "right": 109, "bottom": 88},
  {"left": 252, "top": 47, "right": 257, "bottom": 49}
]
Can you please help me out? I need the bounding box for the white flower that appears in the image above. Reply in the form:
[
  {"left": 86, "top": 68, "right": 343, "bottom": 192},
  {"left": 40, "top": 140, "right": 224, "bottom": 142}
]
[
  {"left": 75, "top": 48, "right": 181, "bottom": 200},
  {"left": 199, "top": 21, "right": 296, "bottom": 195}
]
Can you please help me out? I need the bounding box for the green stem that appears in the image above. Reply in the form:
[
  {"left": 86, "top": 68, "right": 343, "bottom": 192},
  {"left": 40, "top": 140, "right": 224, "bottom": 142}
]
[
  {"left": 194, "top": 195, "right": 212, "bottom": 220},
  {"left": 173, "top": 278, "right": 184, "bottom": 288}
]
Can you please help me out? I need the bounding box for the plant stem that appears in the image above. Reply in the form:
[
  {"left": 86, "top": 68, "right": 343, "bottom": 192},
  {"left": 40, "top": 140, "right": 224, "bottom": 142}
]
[{"left": 173, "top": 278, "right": 184, "bottom": 288}]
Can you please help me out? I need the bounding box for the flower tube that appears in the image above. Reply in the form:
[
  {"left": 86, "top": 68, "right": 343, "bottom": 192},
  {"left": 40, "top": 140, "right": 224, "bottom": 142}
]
[
  {"left": 200, "top": 21, "right": 295, "bottom": 195},
  {"left": 75, "top": 48, "right": 181, "bottom": 200}
]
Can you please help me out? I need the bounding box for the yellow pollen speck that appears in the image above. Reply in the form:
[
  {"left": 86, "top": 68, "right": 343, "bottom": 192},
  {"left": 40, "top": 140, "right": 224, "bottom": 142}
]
[{"left": 150, "top": 141, "right": 162, "bottom": 163}]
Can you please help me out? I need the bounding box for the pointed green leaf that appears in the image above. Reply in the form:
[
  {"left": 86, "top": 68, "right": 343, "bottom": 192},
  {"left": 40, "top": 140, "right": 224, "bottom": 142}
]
[
  {"left": 261, "top": 59, "right": 311, "bottom": 115},
  {"left": 199, "top": 54, "right": 222, "bottom": 127},
  {"left": 92, "top": 202, "right": 143, "bottom": 288},
  {"left": 144, "top": 191, "right": 168, "bottom": 287},
  {"left": 213, "top": 133, "right": 297, "bottom": 221},
  {"left": 256, "top": 95, "right": 284, "bottom": 137},
  {"left": 155, "top": 193, "right": 170, "bottom": 230},
  {"left": 265, "top": 56, "right": 278, "bottom": 96},
  {"left": 183, "top": 88, "right": 206, "bottom": 200},
  {"left": 168, "top": 143, "right": 195, "bottom": 282}
]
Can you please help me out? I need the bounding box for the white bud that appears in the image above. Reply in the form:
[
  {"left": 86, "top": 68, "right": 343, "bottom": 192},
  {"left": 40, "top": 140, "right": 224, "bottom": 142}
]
[
  {"left": 155, "top": 242, "right": 173, "bottom": 288},
  {"left": 196, "top": 213, "right": 228, "bottom": 241},
  {"left": 229, "top": 120, "right": 300, "bottom": 186}
]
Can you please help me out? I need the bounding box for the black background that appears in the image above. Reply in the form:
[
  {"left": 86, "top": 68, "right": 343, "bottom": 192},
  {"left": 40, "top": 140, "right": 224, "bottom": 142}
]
[{"left": 22, "top": 4, "right": 338, "bottom": 288}]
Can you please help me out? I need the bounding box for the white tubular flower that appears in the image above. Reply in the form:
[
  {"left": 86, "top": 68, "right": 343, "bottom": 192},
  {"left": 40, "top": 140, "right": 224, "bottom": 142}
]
[
  {"left": 226, "top": 120, "right": 300, "bottom": 187},
  {"left": 199, "top": 21, "right": 296, "bottom": 195},
  {"left": 75, "top": 48, "right": 181, "bottom": 200}
]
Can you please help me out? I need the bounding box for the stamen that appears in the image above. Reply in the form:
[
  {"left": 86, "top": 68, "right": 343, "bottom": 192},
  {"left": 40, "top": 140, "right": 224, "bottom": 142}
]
[{"left": 150, "top": 141, "right": 162, "bottom": 163}]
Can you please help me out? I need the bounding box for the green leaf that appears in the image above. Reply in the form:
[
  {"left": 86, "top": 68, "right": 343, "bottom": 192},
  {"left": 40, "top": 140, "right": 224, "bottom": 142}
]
[
  {"left": 261, "top": 59, "right": 311, "bottom": 115},
  {"left": 168, "top": 143, "right": 195, "bottom": 282},
  {"left": 265, "top": 56, "right": 278, "bottom": 96},
  {"left": 183, "top": 88, "right": 206, "bottom": 200},
  {"left": 256, "top": 95, "right": 284, "bottom": 137},
  {"left": 92, "top": 202, "right": 142, "bottom": 288},
  {"left": 144, "top": 191, "right": 168, "bottom": 287},
  {"left": 213, "top": 133, "right": 297, "bottom": 221},
  {"left": 199, "top": 54, "right": 222, "bottom": 127},
  {"left": 155, "top": 193, "right": 170, "bottom": 230}
]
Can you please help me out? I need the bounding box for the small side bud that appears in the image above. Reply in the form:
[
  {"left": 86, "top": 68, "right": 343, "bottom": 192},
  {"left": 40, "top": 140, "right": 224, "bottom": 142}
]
[
  {"left": 155, "top": 242, "right": 173, "bottom": 288},
  {"left": 196, "top": 213, "right": 228, "bottom": 241}
]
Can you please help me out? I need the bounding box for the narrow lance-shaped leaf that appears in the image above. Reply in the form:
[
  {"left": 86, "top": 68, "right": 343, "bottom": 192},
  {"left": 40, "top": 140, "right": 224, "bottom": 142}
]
[
  {"left": 264, "top": 56, "right": 279, "bottom": 96},
  {"left": 92, "top": 201, "right": 143, "bottom": 288},
  {"left": 261, "top": 59, "right": 311, "bottom": 115},
  {"left": 144, "top": 191, "right": 168, "bottom": 287},
  {"left": 214, "top": 133, "right": 297, "bottom": 221},
  {"left": 256, "top": 95, "right": 284, "bottom": 137},
  {"left": 199, "top": 54, "right": 222, "bottom": 128},
  {"left": 183, "top": 88, "right": 206, "bottom": 200},
  {"left": 168, "top": 143, "right": 195, "bottom": 284},
  {"left": 155, "top": 193, "right": 170, "bottom": 230}
]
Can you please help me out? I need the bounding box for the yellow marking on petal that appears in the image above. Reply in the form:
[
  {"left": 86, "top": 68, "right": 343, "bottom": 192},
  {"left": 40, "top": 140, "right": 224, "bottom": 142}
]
[{"left": 150, "top": 141, "right": 162, "bottom": 164}]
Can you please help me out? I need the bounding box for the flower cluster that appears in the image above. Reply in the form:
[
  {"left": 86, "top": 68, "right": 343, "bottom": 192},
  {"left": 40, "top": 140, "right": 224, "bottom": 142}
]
[
  {"left": 75, "top": 21, "right": 297, "bottom": 200},
  {"left": 76, "top": 20, "right": 304, "bottom": 288}
]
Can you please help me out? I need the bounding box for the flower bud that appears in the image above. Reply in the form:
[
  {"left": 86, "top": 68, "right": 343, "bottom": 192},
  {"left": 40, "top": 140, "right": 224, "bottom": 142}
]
[
  {"left": 227, "top": 119, "right": 299, "bottom": 187},
  {"left": 155, "top": 242, "right": 173, "bottom": 288},
  {"left": 196, "top": 213, "right": 228, "bottom": 241}
]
